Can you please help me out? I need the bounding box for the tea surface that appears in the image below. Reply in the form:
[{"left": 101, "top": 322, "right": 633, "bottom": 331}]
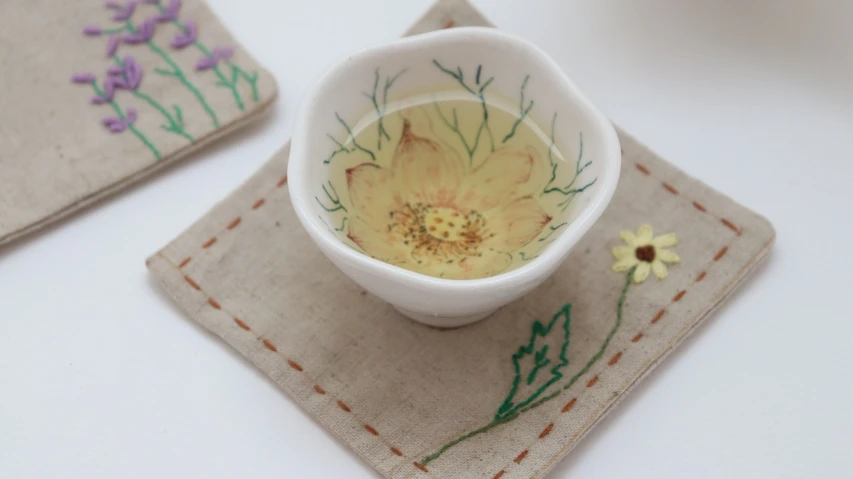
[{"left": 328, "top": 94, "right": 567, "bottom": 280}]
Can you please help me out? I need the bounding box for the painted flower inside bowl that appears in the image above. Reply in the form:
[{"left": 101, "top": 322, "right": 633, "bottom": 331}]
[{"left": 289, "top": 27, "right": 620, "bottom": 327}]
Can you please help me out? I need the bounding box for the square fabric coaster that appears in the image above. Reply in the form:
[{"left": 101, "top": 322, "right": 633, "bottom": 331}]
[
  {"left": 147, "top": 1, "right": 775, "bottom": 478},
  {"left": 0, "top": 0, "right": 276, "bottom": 247}
]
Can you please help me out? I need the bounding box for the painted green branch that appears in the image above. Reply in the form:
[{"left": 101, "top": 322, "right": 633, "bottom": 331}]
[
  {"left": 432, "top": 60, "right": 496, "bottom": 161},
  {"left": 421, "top": 268, "right": 635, "bottom": 466},
  {"left": 323, "top": 134, "right": 351, "bottom": 165},
  {"left": 519, "top": 239, "right": 555, "bottom": 262},
  {"left": 112, "top": 56, "right": 194, "bottom": 142},
  {"left": 502, "top": 75, "right": 533, "bottom": 143},
  {"left": 90, "top": 81, "right": 160, "bottom": 160},
  {"left": 433, "top": 102, "right": 486, "bottom": 165},
  {"left": 538, "top": 222, "right": 568, "bottom": 242},
  {"left": 363, "top": 68, "right": 406, "bottom": 150},
  {"left": 319, "top": 215, "right": 348, "bottom": 233},
  {"left": 327, "top": 112, "right": 376, "bottom": 163},
  {"left": 315, "top": 181, "right": 347, "bottom": 213},
  {"left": 542, "top": 113, "right": 596, "bottom": 209}
]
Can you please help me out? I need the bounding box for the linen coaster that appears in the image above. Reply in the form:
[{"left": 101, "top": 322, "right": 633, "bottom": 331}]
[
  {"left": 147, "top": 1, "right": 775, "bottom": 478},
  {"left": 0, "top": 0, "right": 276, "bottom": 248}
]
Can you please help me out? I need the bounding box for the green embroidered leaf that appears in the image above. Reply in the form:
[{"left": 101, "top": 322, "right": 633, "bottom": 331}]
[{"left": 495, "top": 304, "right": 572, "bottom": 420}]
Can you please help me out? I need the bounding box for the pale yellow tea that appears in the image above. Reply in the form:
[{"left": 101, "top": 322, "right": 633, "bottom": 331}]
[{"left": 321, "top": 92, "right": 590, "bottom": 280}]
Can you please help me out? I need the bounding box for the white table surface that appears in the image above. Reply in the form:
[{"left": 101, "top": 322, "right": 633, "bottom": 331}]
[{"left": 2, "top": 0, "right": 852, "bottom": 477}]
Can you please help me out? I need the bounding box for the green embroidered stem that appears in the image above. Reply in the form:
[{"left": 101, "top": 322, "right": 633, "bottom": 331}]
[
  {"left": 146, "top": 39, "right": 220, "bottom": 127},
  {"left": 542, "top": 113, "right": 596, "bottom": 206},
  {"left": 421, "top": 268, "right": 635, "bottom": 466},
  {"left": 101, "top": 26, "right": 129, "bottom": 35},
  {"left": 162, "top": 10, "right": 259, "bottom": 111},
  {"left": 112, "top": 56, "right": 194, "bottom": 142},
  {"left": 432, "top": 60, "right": 496, "bottom": 164},
  {"left": 132, "top": 91, "right": 193, "bottom": 141},
  {"left": 502, "top": 75, "right": 533, "bottom": 143},
  {"left": 90, "top": 81, "right": 161, "bottom": 160},
  {"left": 517, "top": 267, "right": 634, "bottom": 413},
  {"left": 121, "top": 20, "right": 218, "bottom": 127}
]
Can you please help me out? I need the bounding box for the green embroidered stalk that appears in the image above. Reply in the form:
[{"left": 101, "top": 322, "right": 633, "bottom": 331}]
[
  {"left": 158, "top": 4, "right": 260, "bottom": 112},
  {"left": 111, "top": 56, "right": 194, "bottom": 142},
  {"left": 420, "top": 267, "right": 635, "bottom": 466},
  {"left": 89, "top": 81, "right": 161, "bottom": 160},
  {"left": 189, "top": 39, "right": 253, "bottom": 111},
  {"left": 147, "top": 39, "right": 220, "bottom": 128},
  {"left": 542, "top": 113, "right": 597, "bottom": 211},
  {"left": 113, "top": 20, "right": 219, "bottom": 128}
]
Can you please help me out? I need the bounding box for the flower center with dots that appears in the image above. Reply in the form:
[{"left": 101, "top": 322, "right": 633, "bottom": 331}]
[{"left": 389, "top": 202, "right": 493, "bottom": 263}]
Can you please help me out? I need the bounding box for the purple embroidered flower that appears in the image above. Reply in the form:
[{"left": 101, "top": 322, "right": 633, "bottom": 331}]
[
  {"left": 71, "top": 73, "right": 97, "bottom": 84},
  {"left": 83, "top": 26, "right": 103, "bottom": 36},
  {"left": 169, "top": 19, "right": 196, "bottom": 49},
  {"left": 107, "top": 65, "right": 124, "bottom": 76},
  {"left": 90, "top": 76, "right": 121, "bottom": 104},
  {"left": 121, "top": 56, "right": 144, "bottom": 89},
  {"left": 122, "top": 18, "right": 155, "bottom": 44},
  {"left": 195, "top": 47, "right": 233, "bottom": 71},
  {"left": 106, "top": 35, "right": 120, "bottom": 57},
  {"left": 102, "top": 108, "right": 137, "bottom": 133},
  {"left": 154, "top": 0, "right": 181, "bottom": 22},
  {"left": 109, "top": 1, "right": 136, "bottom": 21}
]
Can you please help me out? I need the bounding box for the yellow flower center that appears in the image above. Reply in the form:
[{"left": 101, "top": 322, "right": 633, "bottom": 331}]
[{"left": 390, "top": 202, "right": 493, "bottom": 263}]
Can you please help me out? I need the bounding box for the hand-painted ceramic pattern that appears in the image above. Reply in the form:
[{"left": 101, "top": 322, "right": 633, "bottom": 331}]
[{"left": 289, "top": 27, "right": 621, "bottom": 326}]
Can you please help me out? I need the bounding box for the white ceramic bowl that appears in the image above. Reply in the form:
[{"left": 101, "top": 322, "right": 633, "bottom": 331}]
[{"left": 289, "top": 27, "right": 620, "bottom": 328}]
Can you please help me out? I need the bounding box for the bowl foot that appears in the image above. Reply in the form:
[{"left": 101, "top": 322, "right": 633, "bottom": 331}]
[{"left": 393, "top": 306, "right": 498, "bottom": 328}]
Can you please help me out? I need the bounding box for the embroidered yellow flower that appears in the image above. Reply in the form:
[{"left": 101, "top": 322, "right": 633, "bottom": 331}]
[
  {"left": 345, "top": 118, "right": 551, "bottom": 279},
  {"left": 612, "top": 224, "right": 680, "bottom": 283}
]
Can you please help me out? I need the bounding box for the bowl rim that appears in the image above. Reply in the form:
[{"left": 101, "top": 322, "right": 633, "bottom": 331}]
[{"left": 288, "top": 26, "right": 621, "bottom": 293}]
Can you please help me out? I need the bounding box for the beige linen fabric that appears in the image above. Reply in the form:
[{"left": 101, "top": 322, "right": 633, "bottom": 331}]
[
  {"left": 147, "top": 1, "right": 775, "bottom": 477},
  {"left": 0, "top": 0, "right": 276, "bottom": 247}
]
